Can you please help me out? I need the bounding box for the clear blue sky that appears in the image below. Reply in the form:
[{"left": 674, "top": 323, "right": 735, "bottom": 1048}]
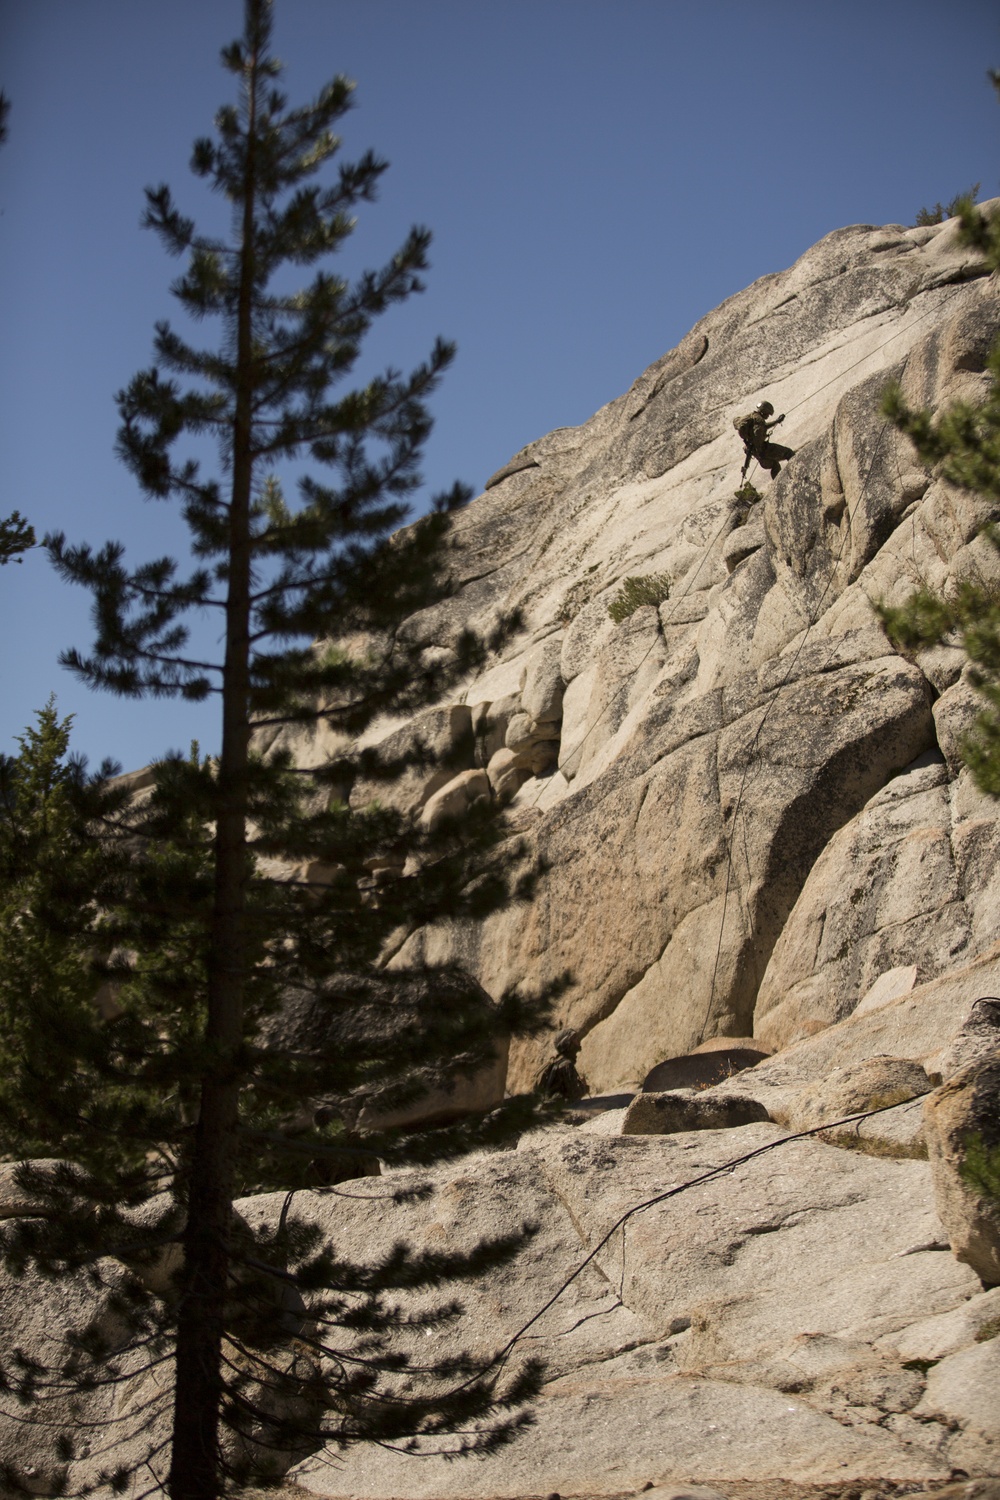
[{"left": 1, "top": 0, "right": 997, "bottom": 774}]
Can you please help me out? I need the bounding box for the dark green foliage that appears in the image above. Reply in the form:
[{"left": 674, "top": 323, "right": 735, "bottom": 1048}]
[
  {"left": 732, "top": 482, "right": 762, "bottom": 507},
  {"left": 2, "top": 5, "right": 551, "bottom": 1496},
  {"left": 960, "top": 1132, "right": 1000, "bottom": 1208},
  {"left": 607, "top": 571, "right": 671, "bottom": 624},
  {"left": 0, "top": 701, "right": 132, "bottom": 1165},
  {"left": 0, "top": 509, "right": 35, "bottom": 565},
  {"left": 878, "top": 74, "right": 1000, "bottom": 795},
  {"left": 914, "top": 181, "right": 980, "bottom": 227},
  {"left": 876, "top": 544, "right": 1000, "bottom": 796}
]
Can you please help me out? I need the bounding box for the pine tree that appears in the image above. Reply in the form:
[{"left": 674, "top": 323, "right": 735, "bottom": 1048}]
[
  {"left": 0, "top": 701, "right": 117, "bottom": 1162},
  {"left": 0, "top": 509, "right": 36, "bottom": 565},
  {"left": 913, "top": 180, "right": 981, "bottom": 227},
  {"left": 3, "top": 5, "right": 550, "bottom": 1496}
]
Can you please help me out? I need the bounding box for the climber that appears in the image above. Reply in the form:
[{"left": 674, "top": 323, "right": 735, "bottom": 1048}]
[
  {"left": 734, "top": 401, "right": 795, "bottom": 480},
  {"left": 535, "top": 1028, "right": 588, "bottom": 1101}
]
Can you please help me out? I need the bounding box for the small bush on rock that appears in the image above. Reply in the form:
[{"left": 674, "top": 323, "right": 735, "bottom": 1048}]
[
  {"left": 915, "top": 182, "right": 980, "bottom": 227},
  {"left": 607, "top": 572, "right": 671, "bottom": 624}
]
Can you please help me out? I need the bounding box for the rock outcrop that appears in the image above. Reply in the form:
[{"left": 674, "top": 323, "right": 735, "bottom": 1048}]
[
  {"left": 7, "top": 210, "right": 1000, "bottom": 1497},
  {"left": 269, "top": 206, "right": 1000, "bottom": 1496},
  {"left": 924, "top": 1049, "right": 1000, "bottom": 1284},
  {"left": 271, "top": 206, "right": 1000, "bottom": 1101}
]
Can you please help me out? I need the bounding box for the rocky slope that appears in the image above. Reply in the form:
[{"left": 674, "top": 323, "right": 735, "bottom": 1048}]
[
  {"left": 274, "top": 204, "right": 1000, "bottom": 1097},
  {"left": 280, "top": 205, "right": 1000, "bottom": 1495},
  {"left": 5, "top": 210, "right": 1000, "bottom": 1499}
]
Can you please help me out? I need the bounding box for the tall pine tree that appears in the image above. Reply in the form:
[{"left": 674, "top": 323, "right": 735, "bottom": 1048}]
[{"left": 2, "top": 5, "right": 550, "bottom": 1496}]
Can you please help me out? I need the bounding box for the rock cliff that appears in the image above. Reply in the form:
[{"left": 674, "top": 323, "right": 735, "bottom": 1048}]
[
  {"left": 275, "top": 205, "right": 1000, "bottom": 1097},
  {"left": 276, "top": 207, "right": 1000, "bottom": 1496},
  {"left": 6, "top": 211, "right": 1000, "bottom": 1499}
]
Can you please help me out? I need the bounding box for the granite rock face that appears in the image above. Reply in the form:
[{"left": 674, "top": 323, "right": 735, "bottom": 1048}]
[
  {"left": 283, "top": 1122, "right": 989, "bottom": 1497},
  {"left": 272, "top": 211, "right": 1000, "bottom": 1495},
  {"left": 9, "top": 213, "right": 1000, "bottom": 1498},
  {"left": 924, "top": 1049, "right": 1000, "bottom": 1284},
  {"left": 277, "top": 206, "right": 1000, "bottom": 1097}
]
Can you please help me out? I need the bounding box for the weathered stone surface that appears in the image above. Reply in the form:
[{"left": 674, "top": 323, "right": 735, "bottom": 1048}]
[
  {"left": 292, "top": 1371, "right": 946, "bottom": 1496},
  {"left": 933, "top": 996, "right": 1000, "bottom": 1083},
  {"left": 528, "top": 1126, "right": 979, "bottom": 1371},
  {"left": 722, "top": 511, "right": 766, "bottom": 574},
  {"left": 643, "top": 1487, "right": 728, "bottom": 1500},
  {"left": 281, "top": 209, "right": 1000, "bottom": 1495},
  {"left": 418, "top": 767, "right": 490, "bottom": 830},
  {"left": 877, "top": 1284, "right": 1000, "bottom": 1361},
  {"left": 0, "top": 1158, "right": 64, "bottom": 1218},
  {"left": 854, "top": 963, "right": 919, "bottom": 1017},
  {"left": 642, "top": 1047, "right": 769, "bottom": 1093},
  {"left": 917, "top": 1483, "right": 1000, "bottom": 1500},
  {"left": 317, "top": 219, "right": 1000, "bottom": 1108},
  {"left": 268, "top": 968, "right": 509, "bottom": 1132},
  {"left": 34, "top": 210, "right": 1000, "bottom": 1495},
  {"left": 754, "top": 756, "right": 972, "bottom": 1052},
  {"left": 622, "top": 1090, "right": 770, "bottom": 1135},
  {"left": 934, "top": 674, "right": 987, "bottom": 777},
  {"left": 355, "top": 1043, "right": 507, "bottom": 1131},
  {"left": 710, "top": 945, "right": 1000, "bottom": 1123},
  {"left": 915, "top": 1337, "right": 1000, "bottom": 1474},
  {"left": 520, "top": 634, "right": 565, "bottom": 723},
  {"left": 691, "top": 1033, "right": 769, "bottom": 1055},
  {"left": 783, "top": 1056, "right": 931, "bottom": 1133},
  {"left": 326, "top": 224, "right": 1000, "bottom": 1098},
  {"left": 286, "top": 1122, "right": 972, "bottom": 1495},
  {"left": 236, "top": 1149, "right": 654, "bottom": 1388},
  {"left": 350, "top": 704, "right": 476, "bottom": 817},
  {"left": 924, "top": 1050, "right": 1000, "bottom": 1284},
  {"left": 0, "top": 1261, "right": 159, "bottom": 1496}
]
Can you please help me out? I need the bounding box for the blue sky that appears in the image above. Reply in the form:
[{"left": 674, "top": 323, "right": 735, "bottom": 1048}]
[{"left": 1, "top": 0, "right": 998, "bottom": 773}]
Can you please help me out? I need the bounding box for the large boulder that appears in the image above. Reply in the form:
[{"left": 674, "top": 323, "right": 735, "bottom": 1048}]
[
  {"left": 642, "top": 1043, "right": 769, "bottom": 1092},
  {"left": 783, "top": 1055, "right": 931, "bottom": 1133},
  {"left": 924, "top": 1049, "right": 1000, "bottom": 1285},
  {"left": 915, "top": 1336, "right": 1000, "bottom": 1476},
  {"left": 622, "top": 1090, "right": 770, "bottom": 1135}
]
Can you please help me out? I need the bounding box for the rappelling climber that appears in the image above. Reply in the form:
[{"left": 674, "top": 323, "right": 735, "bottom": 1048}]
[
  {"left": 733, "top": 401, "right": 795, "bottom": 479},
  {"left": 535, "top": 1028, "right": 588, "bottom": 1101}
]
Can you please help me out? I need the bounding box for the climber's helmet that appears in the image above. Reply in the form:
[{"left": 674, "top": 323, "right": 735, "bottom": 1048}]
[{"left": 554, "top": 1028, "right": 580, "bottom": 1059}]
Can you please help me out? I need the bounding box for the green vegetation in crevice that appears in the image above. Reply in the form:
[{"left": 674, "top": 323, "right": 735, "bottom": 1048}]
[
  {"left": 877, "top": 72, "right": 1000, "bottom": 795},
  {"left": 608, "top": 571, "right": 672, "bottom": 624}
]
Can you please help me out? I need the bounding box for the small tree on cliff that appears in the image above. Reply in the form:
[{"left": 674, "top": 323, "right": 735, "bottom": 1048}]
[
  {"left": 877, "top": 76, "right": 1000, "bottom": 794},
  {"left": 1, "top": 4, "right": 547, "bottom": 1496}
]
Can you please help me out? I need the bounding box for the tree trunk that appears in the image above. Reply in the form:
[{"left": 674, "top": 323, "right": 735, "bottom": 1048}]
[{"left": 168, "top": 27, "right": 259, "bottom": 1500}]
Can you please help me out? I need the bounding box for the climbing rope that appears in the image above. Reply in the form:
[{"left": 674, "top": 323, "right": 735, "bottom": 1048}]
[
  {"left": 417, "top": 1089, "right": 941, "bottom": 1411},
  {"left": 701, "top": 414, "right": 895, "bottom": 1039}
]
